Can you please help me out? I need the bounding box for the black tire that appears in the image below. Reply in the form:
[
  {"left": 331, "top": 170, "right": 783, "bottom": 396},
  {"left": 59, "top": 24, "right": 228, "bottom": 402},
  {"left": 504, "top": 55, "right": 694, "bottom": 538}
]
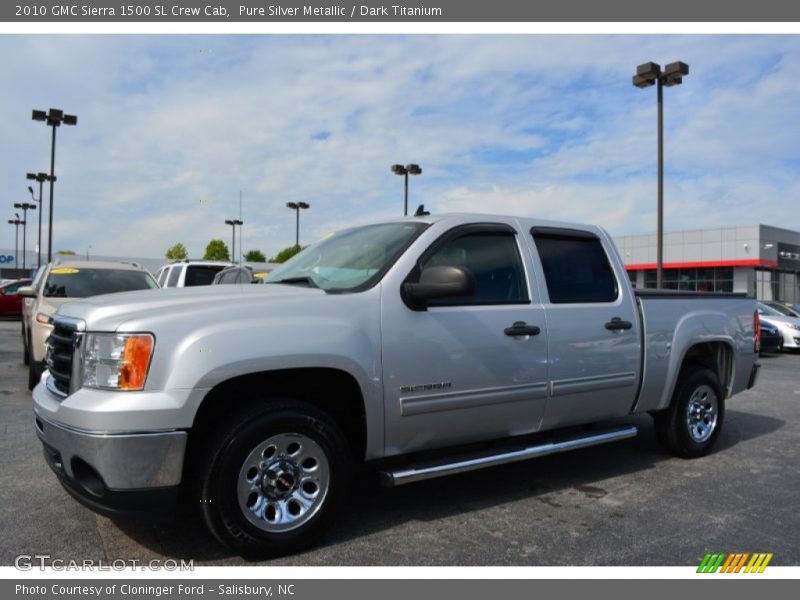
[
  {"left": 653, "top": 366, "right": 725, "bottom": 458},
  {"left": 23, "top": 331, "right": 30, "bottom": 366},
  {"left": 196, "top": 399, "right": 351, "bottom": 560},
  {"left": 28, "top": 359, "right": 45, "bottom": 391}
]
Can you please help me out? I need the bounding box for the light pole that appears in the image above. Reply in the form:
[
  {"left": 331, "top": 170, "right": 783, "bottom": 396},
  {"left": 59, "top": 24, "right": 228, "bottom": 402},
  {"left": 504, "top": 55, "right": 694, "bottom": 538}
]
[
  {"left": 285, "top": 202, "right": 310, "bottom": 250},
  {"left": 633, "top": 61, "right": 689, "bottom": 289},
  {"left": 224, "top": 219, "right": 243, "bottom": 262},
  {"left": 8, "top": 215, "right": 24, "bottom": 270},
  {"left": 85, "top": 245, "right": 92, "bottom": 261},
  {"left": 13, "top": 203, "right": 36, "bottom": 270},
  {"left": 391, "top": 163, "right": 422, "bottom": 217},
  {"left": 27, "top": 172, "right": 54, "bottom": 267},
  {"left": 31, "top": 108, "right": 77, "bottom": 263}
]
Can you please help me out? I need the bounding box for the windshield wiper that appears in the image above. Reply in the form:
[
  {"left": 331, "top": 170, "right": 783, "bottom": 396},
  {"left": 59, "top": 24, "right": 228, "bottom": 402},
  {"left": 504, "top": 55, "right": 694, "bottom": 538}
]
[{"left": 267, "top": 276, "right": 319, "bottom": 289}]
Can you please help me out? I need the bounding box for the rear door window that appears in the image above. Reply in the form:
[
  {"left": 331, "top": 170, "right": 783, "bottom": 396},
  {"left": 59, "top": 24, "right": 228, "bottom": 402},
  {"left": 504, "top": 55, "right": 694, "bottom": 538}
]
[{"left": 532, "top": 228, "right": 618, "bottom": 303}]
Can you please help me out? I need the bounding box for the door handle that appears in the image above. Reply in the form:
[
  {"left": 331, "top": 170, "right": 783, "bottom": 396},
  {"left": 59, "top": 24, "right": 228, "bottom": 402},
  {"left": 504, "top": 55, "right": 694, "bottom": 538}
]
[
  {"left": 605, "top": 317, "right": 633, "bottom": 331},
  {"left": 504, "top": 321, "right": 541, "bottom": 337}
]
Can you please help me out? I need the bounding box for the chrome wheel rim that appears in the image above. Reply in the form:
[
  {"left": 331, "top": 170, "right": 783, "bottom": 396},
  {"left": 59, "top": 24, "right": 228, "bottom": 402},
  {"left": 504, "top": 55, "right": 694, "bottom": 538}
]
[
  {"left": 686, "top": 385, "right": 718, "bottom": 443},
  {"left": 237, "top": 433, "right": 330, "bottom": 533}
]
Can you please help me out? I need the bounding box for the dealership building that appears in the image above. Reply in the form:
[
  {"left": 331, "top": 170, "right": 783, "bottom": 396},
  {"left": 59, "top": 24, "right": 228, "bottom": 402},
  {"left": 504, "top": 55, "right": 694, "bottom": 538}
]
[
  {"left": 3, "top": 223, "right": 800, "bottom": 303},
  {"left": 613, "top": 224, "right": 800, "bottom": 303}
]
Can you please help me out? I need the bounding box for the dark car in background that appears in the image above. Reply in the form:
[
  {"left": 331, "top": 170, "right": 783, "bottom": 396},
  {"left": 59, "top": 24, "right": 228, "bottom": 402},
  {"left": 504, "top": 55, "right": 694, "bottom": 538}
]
[{"left": 0, "top": 279, "right": 32, "bottom": 318}]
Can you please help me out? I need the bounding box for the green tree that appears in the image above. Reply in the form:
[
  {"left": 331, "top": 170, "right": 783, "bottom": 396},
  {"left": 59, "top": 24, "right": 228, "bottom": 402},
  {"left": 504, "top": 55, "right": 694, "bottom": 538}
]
[
  {"left": 204, "top": 239, "right": 230, "bottom": 261},
  {"left": 165, "top": 242, "right": 188, "bottom": 260},
  {"left": 269, "top": 245, "right": 304, "bottom": 263},
  {"left": 56, "top": 249, "right": 76, "bottom": 255},
  {"left": 244, "top": 249, "right": 266, "bottom": 262}
]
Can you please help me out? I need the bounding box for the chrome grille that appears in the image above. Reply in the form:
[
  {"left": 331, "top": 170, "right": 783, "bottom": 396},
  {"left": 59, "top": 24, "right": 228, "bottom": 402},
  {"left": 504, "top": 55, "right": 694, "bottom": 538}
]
[{"left": 45, "top": 317, "right": 84, "bottom": 398}]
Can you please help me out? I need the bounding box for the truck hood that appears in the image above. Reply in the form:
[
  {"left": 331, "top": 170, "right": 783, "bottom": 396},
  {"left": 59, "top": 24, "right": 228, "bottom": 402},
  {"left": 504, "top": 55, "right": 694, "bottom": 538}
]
[{"left": 55, "top": 284, "right": 327, "bottom": 332}]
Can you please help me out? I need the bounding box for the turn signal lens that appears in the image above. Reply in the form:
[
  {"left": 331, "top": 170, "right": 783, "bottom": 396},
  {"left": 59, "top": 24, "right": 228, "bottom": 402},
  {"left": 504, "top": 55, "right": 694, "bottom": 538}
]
[
  {"left": 119, "top": 335, "right": 154, "bottom": 390},
  {"left": 82, "top": 332, "right": 154, "bottom": 391},
  {"left": 36, "top": 312, "right": 51, "bottom": 324}
]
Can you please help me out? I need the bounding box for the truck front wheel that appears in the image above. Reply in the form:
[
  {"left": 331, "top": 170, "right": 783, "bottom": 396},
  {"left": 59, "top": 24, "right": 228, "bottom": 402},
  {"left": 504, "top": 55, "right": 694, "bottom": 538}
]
[
  {"left": 653, "top": 366, "right": 725, "bottom": 458},
  {"left": 197, "top": 400, "right": 351, "bottom": 560}
]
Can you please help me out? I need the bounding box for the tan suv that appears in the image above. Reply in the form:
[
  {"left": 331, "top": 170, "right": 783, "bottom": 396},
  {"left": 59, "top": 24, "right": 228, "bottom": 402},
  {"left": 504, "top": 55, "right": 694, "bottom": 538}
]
[{"left": 19, "top": 260, "right": 159, "bottom": 390}]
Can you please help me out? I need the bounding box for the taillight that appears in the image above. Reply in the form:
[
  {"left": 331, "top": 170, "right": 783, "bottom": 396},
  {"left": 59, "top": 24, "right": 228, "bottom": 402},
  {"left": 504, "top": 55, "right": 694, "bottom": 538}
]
[{"left": 754, "top": 311, "right": 761, "bottom": 353}]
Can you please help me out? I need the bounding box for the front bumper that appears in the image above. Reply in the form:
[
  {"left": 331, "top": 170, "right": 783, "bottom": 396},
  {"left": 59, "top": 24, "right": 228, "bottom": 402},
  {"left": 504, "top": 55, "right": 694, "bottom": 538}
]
[{"left": 34, "top": 410, "right": 186, "bottom": 518}]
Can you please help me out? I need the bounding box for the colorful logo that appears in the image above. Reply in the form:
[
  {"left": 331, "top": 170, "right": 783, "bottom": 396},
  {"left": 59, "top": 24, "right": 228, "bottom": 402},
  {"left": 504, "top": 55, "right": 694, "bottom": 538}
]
[{"left": 697, "top": 552, "right": 773, "bottom": 573}]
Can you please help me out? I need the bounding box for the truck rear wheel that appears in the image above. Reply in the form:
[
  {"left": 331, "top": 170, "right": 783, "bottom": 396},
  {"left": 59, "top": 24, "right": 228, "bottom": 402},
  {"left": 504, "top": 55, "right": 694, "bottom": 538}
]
[
  {"left": 653, "top": 366, "right": 724, "bottom": 458},
  {"left": 197, "top": 399, "right": 350, "bottom": 560}
]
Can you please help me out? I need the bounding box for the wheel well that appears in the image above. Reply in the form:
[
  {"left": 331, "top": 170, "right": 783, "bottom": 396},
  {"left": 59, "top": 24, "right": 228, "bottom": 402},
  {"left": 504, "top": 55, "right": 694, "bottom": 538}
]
[
  {"left": 679, "top": 342, "right": 733, "bottom": 395},
  {"left": 187, "top": 368, "right": 367, "bottom": 467}
]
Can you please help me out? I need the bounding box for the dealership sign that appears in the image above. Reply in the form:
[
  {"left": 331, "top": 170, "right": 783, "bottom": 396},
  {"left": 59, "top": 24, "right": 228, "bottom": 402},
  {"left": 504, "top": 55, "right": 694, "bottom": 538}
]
[{"left": 0, "top": 255, "right": 14, "bottom": 264}]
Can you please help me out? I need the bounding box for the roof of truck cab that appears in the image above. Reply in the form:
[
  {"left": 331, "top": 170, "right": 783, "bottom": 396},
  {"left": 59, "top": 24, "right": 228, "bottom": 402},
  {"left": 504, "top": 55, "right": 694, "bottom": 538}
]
[{"left": 377, "top": 212, "right": 605, "bottom": 233}]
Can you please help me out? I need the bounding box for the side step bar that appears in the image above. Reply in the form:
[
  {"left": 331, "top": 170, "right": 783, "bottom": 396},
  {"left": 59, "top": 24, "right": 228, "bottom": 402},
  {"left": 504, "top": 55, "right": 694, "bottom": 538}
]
[{"left": 380, "top": 425, "right": 638, "bottom": 486}]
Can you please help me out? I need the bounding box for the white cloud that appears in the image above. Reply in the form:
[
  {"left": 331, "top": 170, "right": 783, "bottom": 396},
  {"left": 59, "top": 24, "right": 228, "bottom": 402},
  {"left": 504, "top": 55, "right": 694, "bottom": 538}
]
[{"left": 1, "top": 35, "right": 798, "bottom": 261}]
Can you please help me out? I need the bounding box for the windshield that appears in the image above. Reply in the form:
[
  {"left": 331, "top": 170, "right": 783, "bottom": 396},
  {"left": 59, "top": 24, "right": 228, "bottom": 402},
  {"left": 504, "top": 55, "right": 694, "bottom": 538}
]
[
  {"left": 757, "top": 303, "right": 784, "bottom": 317},
  {"left": 267, "top": 222, "right": 428, "bottom": 292},
  {"left": 44, "top": 268, "right": 158, "bottom": 298},
  {"left": 766, "top": 303, "right": 796, "bottom": 317},
  {"left": 185, "top": 264, "right": 227, "bottom": 286}
]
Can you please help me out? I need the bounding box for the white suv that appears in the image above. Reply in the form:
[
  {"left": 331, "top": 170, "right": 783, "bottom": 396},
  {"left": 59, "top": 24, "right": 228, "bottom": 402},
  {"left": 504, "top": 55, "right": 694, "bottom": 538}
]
[{"left": 155, "top": 260, "right": 232, "bottom": 288}]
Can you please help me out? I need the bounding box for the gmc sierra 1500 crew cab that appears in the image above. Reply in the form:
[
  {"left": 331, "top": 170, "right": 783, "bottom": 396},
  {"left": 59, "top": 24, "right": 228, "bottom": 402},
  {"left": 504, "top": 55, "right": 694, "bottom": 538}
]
[{"left": 32, "top": 213, "right": 760, "bottom": 559}]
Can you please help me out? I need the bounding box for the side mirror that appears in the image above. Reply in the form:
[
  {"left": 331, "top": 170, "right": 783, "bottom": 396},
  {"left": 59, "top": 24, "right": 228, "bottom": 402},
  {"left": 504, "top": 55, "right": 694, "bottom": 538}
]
[
  {"left": 403, "top": 265, "right": 475, "bottom": 310},
  {"left": 17, "top": 286, "right": 36, "bottom": 298}
]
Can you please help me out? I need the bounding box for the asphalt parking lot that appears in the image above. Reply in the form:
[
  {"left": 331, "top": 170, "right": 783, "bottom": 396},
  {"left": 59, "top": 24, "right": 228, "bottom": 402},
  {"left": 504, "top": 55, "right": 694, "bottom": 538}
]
[{"left": 1, "top": 319, "right": 798, "bottom": 567}]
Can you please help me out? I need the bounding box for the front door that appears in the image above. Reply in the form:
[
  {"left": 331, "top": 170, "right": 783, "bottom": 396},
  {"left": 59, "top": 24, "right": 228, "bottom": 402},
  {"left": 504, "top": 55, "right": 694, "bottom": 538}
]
[{"left": 381, "top": 223, "right": 550, "bottom": 456}]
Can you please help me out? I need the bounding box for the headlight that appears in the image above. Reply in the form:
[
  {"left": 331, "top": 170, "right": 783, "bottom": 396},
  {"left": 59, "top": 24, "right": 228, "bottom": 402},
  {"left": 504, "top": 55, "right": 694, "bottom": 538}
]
[
  {"left": 82, "top": 333, "right": 154, "bottom": 391},
  {"left": 787, "top": 323, "right": 800, "bottom": 331}
]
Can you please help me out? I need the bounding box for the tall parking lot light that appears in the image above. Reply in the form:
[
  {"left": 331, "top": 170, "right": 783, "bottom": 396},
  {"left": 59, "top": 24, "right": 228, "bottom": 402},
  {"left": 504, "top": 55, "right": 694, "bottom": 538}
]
[
  {"left": 13, "top": 203, "right": 36, "bottom": 270},
  {"left": 8, "top": 215, "right": 24, "bottom": 270},
  {"left": 224, "top": 219, "right": 243, "bottom": 263},
  {"left": 27, "top": 172, "right": 54, "bottom": 267},
  {"left": 633, "top": 61, "right": 689, "bottom": 289},
  {"left": 285, "top": 202, "right": 310, "bottom": 250},
  {"left": 391, "top": 163, "right": 422, "bottom": 217},
  {"left": 32, "top": 108, "right": 77, "bottom": 263}
]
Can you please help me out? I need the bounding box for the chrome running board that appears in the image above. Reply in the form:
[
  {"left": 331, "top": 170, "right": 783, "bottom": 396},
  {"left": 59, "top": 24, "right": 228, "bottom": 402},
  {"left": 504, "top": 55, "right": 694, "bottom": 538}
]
[{"left": 380, "top": 425, "right": 638, "bottom": 486}]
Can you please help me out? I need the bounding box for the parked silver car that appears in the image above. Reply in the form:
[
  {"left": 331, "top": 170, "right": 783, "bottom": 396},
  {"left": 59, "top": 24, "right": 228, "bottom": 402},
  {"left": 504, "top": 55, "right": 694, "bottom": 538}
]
[{"left": 757, "top": 302, "right": 800, "bottom": 350}]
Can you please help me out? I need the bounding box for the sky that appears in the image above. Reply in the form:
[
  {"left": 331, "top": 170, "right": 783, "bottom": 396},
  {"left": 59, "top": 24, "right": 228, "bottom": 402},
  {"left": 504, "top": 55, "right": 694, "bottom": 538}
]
[{"left": 1, "top": 34, "right": 799, "bottom": 260}]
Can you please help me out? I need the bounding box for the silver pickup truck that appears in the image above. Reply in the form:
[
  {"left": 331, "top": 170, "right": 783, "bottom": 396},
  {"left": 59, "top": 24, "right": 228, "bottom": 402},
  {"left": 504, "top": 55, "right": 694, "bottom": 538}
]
[{"left": 32, "top": 213, "right": 761, "bottom": 559}]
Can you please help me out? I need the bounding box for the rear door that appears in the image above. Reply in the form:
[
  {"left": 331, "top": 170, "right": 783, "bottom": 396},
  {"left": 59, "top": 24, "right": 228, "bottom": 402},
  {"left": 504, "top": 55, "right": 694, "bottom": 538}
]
[
  {"left": 528, "top": 226, "right": 641, "bottom": 429},
  {"left": 381, "top": 222, "right": 550, "bottom": 455}
]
